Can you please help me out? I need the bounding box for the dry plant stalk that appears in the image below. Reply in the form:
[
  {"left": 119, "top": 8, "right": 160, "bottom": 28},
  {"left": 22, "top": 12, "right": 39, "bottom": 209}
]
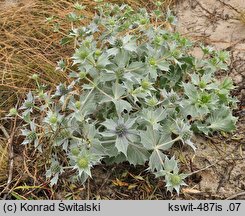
[
  {"left": 239, "top": 10, "right": 245, "bottom": 24},
  {"left": 0, "top": 139, "right": 8, "bottom": 183}
]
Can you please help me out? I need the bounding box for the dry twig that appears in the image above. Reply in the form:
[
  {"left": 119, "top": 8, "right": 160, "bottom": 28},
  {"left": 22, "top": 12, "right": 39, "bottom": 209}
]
[{"left": 1, "top": 116, "right": 17, "bottom": 199}]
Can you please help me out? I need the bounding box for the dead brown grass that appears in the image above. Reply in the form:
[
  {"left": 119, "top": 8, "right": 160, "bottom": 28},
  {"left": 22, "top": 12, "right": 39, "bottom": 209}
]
[
  {"left": 0, "top": 0, "right": 175, "bottom": 115},
  {"left": 0, "top": 139, "right": 8, "bottom": 183},
  {"left": 0, "top": 0, "right": 84, "bottom": 114}
]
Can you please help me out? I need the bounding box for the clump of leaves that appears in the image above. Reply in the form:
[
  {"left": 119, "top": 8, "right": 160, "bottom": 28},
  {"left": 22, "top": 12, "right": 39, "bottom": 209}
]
[{"left": 11, "top": 3, "right": 237, "bottom": 194}]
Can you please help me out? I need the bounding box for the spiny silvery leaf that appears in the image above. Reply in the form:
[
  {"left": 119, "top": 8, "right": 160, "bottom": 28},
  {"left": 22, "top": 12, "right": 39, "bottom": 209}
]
[
  {"left": 171, "top": 119, "right": 191, "bottom": 136},
  {"left": 190, "top": 73, "right": 214, "bottom": 90},
  {"left": 168, "top": 119, "right": 196, "bottom": 151},
  {"left": 180, "top": 100, "right": 204, "bottom": 118},
  {"left": 184, "top": 139, "right": 196, "bottom": 151},
  {"left": 76, "top": 172, "right": 90, "bottom": 184},
  {"left": 56, "top": 59, "right": 66, "bottom": 71},
  {"left": 19, "top": 91, "right": 35, "bottom": 111},
  {"left": 112, "top": 82, "right": 126, "bottom": 99},
  {"left": 68, "top": 90, "right": 96, "bottom": 116},
  {"left": 122, "top": 35, "right": 137, "bottom": 52},
  {"left": 154, "top": 156, "right": 184, "bottom": 180},
  {"left": 160, "top": 89, "right": 179, "bottom": 104},
  {"left": 82, "top": 123, "right": 98, "bottom": 140},
  {"left": 114, "top": 99, "right": 132, "bottom": 114},
  {"left": 163, "top": 67, "right": 183, "bottom": 88},
  {"left": 54, "top": 83, "right": 72, "bottom": 97},
  {"left": 201, "top": 44, "right": 214, "bottom": 55},
  {"left": 124, "top": 83, "right": 145, "bottom": 102},
  {"left": 99, "top": 69, "right": 117, "bottom": 82},
  {"left": 107, "top": 35, "right": 137, "bottom": 55},
  {"left": 127, "top": 143, "right": 150, "bottom": 166},
  {"left": 127, "top": 61, "right": 146, "bottom": 74},
  {"left": 107, "top": 47, "right": 119, "bottom": 56},
  {"left": 219, "top": 77, "right": 235, "bottom": 91},
  {"left": 111, "top": 82, "right": 132, "bottom": 113},
  {"left": 101, "top": 119, "right": 118, "bottom": 134},
  {"left": 103, "top": 153, "right": 126, "bottom": 165},
  {"left": 140, "top": 126, "right": 173, "bottom": 151},
  {"left": 115, "top": 135, "right": 129, "bottom": 156},
  {"left": 50, "top": 173, "right": 59, "bottom": 186},
  {"left": 54, "top": 137, "right": 69, "bottom": 151},
  {"left": 114, "top": 50, "right": 130, "bottom": 68},
  {"left": 22, "top": 111, "right": 31, "bottom": 123},
  {"left": 87, "top": 22, "right": 99, "bottom": 34},
  {"left": 102, "top": 142, "right": 119, "bottom": 158},
  {"left": 190, "top": 73, "right": 200, "bottom": 86},
  {"left": 46, "top": 158, "right": 64, "bottom": 186},
  {"left": 182, "top": 82, "right": 198, "bottom": 100},
  {"left": 96, "top": 52, "right": 111, "bottom": 68},
  {"left": 74, "top": 124, "right": 104, "bottom": 155},
  {"left": 164, "top": 156, "right": 179, "bottom": 173},
  {"left": 206, "top": 106, "right": 237, "bottom": 132},
  {"left": 201, "top": 73, "right": 213, "bottom": 84},
  {"left": 146, "top": 65, "right": 158, "bottom": 80},
  {"left": 156, "top": 60, "right": 170, "bottom": 71},
  {"left": 148, "top": 149, "right": 166, "bottom": 171},
  {"left": 140, "top": 107, "right": 167, "bottom": 130},
  {"left": 181, "top": 88, "right": 220, "bottom": 117}
]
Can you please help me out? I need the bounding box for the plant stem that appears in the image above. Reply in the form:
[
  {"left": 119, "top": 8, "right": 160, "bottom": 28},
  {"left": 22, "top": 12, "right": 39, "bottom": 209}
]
[
  {"left": 80, "top": 87, "right": 94, "bottom": 110},
  {"left": 85, "top": 77, "right": 114, "bottom": 100},
  {"left": 156, "top": 136, "right": 181, "bottom": 149},
  {"left": 101, "top": 140, "right": 116, "bottom": 144},
  {"left": 156, "top": 149, "right": 164, "bottom": 165}
]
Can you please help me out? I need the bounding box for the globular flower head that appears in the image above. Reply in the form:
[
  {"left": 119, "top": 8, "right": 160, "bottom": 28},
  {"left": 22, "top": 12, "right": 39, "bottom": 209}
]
[
  {"left": 101, "top": 117, "right": 137, "bottom": 156},
  {"left": 8, "top": 108, "right": 18, "bottom": 116},
  {"left": 165, "top": 173, "right": 187, "bottom": 195},
  {"left": 44, "top": 111, "right": 63, "bottom": 127},
  {"left": 155, "top": 157, "right": 187, "bottom": 195},
  {"left": 72, "top": 150, "right": 99, "bottom": 178}
]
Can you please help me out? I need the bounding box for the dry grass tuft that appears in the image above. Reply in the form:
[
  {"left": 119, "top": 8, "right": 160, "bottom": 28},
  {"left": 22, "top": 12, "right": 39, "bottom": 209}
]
[{"left": 0, "top": 0, "right": 79, "bottom": 115}]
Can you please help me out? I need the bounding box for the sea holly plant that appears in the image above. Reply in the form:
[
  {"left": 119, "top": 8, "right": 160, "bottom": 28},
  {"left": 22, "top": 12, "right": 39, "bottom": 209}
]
[{"left": 10, "top": 3, "right": 238, "bottom": 194}]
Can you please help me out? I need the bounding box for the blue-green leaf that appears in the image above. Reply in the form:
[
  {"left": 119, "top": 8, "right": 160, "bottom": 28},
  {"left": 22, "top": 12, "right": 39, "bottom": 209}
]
[{"left": 115, "top": 136, "right": 129, "bottom": 156}]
